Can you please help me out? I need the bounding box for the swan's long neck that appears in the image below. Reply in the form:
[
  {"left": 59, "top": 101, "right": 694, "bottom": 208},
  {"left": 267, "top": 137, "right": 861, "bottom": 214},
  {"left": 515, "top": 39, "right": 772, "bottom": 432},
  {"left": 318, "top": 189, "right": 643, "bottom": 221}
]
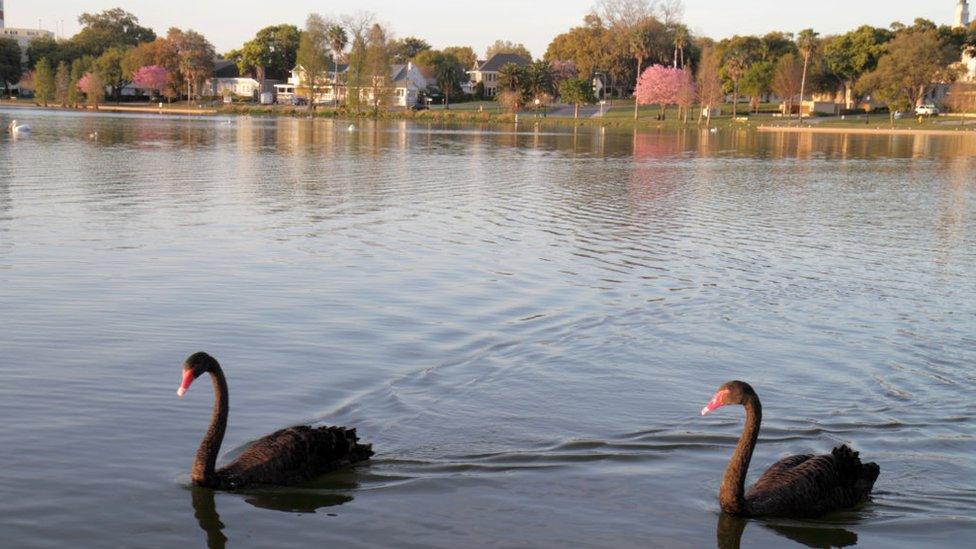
[
  {"left": 720, "top": 394, "right": 761, "bottom": 515},
  {"left": 192, "top": 366, "right": 228, "bottom": 487}
]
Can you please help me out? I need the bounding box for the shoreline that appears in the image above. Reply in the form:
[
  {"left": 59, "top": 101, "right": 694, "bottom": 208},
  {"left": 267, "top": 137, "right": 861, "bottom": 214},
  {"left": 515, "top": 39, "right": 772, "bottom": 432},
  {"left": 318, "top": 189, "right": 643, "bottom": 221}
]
[
  {"left": 0, "top": 102, "right": 217, "bottom": 116},
  {"left": 6, "top": 101, "right": 976, "bottom": 137},
  {"left": 757, "top": 125, "right": 976, "bottom": 137}
]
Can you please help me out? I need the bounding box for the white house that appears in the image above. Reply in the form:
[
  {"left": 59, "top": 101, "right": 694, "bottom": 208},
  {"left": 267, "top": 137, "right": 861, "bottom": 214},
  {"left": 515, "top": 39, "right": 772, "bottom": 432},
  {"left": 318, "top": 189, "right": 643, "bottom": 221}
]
[
  {"left": 467, "top": 53, "right": 531, "bottom": 97},
  {"left": 204, "top": 59, "right": 277, "bottom": 99},
  {"left": 281, "top": 62, "right": 428, "bottom": 108}
]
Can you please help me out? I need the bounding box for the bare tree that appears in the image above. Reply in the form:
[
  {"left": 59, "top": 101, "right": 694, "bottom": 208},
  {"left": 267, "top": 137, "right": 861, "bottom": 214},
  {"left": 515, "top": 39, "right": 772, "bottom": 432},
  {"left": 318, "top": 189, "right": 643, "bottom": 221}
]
[
  {"left": 342, "top": 12, "right": 376, "bottom": 43},
  {"left": 696, "top": 46, "right": 724, "bottom": 127},
  {"left": 591, "top": 0, "right": 659, "bottom": 28},
  {"left": 658, "top": 0, "right": 684, "bottom": 25},
  {"left": 772, "top": 53, "right": 803, "bottom": 116}
]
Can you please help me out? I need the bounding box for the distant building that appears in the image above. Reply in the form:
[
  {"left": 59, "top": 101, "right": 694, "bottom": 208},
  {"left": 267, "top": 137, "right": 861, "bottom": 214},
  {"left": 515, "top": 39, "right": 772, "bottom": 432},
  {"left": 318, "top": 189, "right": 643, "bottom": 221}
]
[
  {"left": 204, "top": 59, "right": 278, "bottom": 99},
  {"left": 0, "top": 1, "right": 55, "bottom": 63},
  {"left": 280, "top": 62, "right": 428, "bottom": 108},
  {"left": 955, "top": 0, "right": 971, "bottom": 28},
  {"left": 467, "top": 53, "right": 531, "bottom": 97},
  {"left": 955, "top": 2, "right": 976, "bottom": 82}
]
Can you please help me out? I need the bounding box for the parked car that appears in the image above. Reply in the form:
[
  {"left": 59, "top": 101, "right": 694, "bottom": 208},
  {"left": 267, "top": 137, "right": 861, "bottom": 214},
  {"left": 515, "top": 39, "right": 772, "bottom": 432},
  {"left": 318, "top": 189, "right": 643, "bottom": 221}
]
[{"left": 915, "top": 104, "right": 940, "bottom": 116}]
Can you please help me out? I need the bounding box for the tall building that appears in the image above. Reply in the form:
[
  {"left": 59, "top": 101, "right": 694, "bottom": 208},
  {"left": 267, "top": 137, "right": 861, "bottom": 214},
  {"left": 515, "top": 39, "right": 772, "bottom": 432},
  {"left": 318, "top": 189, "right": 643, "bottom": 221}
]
[
  {"left": 0, "top": 1, "right": 54, "bottom": 63},
  {"left": 956, "top": 1, "right": 971, "bottom": 28}
]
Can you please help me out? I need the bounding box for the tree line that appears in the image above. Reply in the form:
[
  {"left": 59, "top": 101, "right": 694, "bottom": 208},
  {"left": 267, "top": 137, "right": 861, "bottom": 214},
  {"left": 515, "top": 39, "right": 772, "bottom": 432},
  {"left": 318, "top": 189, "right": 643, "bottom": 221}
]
[{"left": 4, "top": 1, "right": 976, "bottom": 117}]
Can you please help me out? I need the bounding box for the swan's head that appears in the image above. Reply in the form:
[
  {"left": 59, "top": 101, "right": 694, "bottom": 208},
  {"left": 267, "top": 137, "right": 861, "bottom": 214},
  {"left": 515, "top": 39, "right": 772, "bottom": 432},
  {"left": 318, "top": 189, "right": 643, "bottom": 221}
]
[
  {"left": 701, "top": 380, "right": 756, "bottom": 416},
  {"left": 178, "top": 351, "right": 219, "bottom": 397}
]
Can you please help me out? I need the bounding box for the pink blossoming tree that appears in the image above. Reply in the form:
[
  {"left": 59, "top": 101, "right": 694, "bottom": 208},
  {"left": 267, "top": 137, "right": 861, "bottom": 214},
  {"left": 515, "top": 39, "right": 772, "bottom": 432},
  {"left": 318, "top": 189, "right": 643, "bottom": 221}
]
[
  {"left": 76, "top": 72, "right": 105, "bottom": 108},
  {"left": 132, "top": 65, "right": 171, "bottom": 99},
  {"left": 634, "top": 65, "right": 692, "bottom": 121}
]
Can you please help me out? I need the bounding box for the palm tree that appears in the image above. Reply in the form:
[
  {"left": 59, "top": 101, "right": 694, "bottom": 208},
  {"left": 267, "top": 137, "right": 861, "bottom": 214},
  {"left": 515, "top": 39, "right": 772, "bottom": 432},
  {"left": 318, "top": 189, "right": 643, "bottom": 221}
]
[
  {"left": 630, "top": 23, "right": 656, "bottom": 120},
  {"left": 796, "top": 29, "right": 819, "bottom": 120},
  {"left": 327, "top": 24, "right": 348, "bottom": 108},
  {"left": 671, "top": 24, "right": 690, "bottom": 68},
  {"left": 432, "top": 53, "right": 462, "bottom": 109}
]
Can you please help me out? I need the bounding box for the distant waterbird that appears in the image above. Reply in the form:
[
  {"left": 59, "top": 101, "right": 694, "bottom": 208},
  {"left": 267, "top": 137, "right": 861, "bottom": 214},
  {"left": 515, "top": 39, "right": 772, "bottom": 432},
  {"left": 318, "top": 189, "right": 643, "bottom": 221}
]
[
  {"left": 176, "top": 352, "right": 373, "bottom": 489},
  {"left": 347, "top": 124, "right": 356, "bottom": 132},
  {"left": 8, "top": 120, "right": 31, "bottom": 136}
]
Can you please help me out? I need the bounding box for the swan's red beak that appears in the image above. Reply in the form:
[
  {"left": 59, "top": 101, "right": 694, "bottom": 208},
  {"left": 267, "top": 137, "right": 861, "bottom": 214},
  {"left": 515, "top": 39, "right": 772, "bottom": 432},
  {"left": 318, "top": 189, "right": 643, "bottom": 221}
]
[
  {"left": 177, "top": 369, "right": 195, "bottom": 397},
  {"left": 701, "top": 389, "right": 729, "bottom": 416}
]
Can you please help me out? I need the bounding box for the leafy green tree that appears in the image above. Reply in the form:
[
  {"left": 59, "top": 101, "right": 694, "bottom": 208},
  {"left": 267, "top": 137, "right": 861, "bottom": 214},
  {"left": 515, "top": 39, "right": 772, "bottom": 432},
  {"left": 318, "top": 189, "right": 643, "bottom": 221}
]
[
  {"left": 389, "top": 37, "right": 431, "bottom": 63},
  {"left": 0, "top": 38, "right": 21, "bottom": 97},
  {"left": 430, "top": 52, "right": 465, "bottom": 109},
  {"left": 859, "top": 29, "right": 949, "bottom": 121},
  {"left": 526, "top": 60, "right": 556, "bottom": 101},
  {"left": 758, "top": 32, "right": 796, "bottom": 61},
  {"left": 740, "top": 60, "right": 774, "bottom": 112},
  {"left": 55, "top": 61, "right": 71, "bottom": 106},
  {"left": 74, "top": 8, "right": 156, "bottom": 56},
  {"left": 168, "top": 28, "right": 215, "bottom": 100},
  {"left": 96, "top": 47, "right": 128, "bottom": 102},
  {"left": 34, "top": 58, "right": 56, "bottom": 106},
  {"left": 821, "top": 26, "right": 893, "bottom": 108},
  {"left": 443, "top": 46, "right": 477, "bottom": 70},
  {"left": 26, "top": 36, "right": 83, "bottom": 70},
  {"left": 234, "top": 25, "right": 300, "bottom": 81},
  {"left": 545, "top": 18, "right": 608, "bottom": 80},
  {"left": 559, "top": 77, "right": 596, "bottom": 118},
  {"left": 296, "top": 14, "right": 331, "bottom": 110}
]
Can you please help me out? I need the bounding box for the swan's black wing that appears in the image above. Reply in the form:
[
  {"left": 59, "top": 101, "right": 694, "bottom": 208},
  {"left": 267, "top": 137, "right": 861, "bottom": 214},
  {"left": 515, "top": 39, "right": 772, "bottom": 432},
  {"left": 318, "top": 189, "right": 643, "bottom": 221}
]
[
  {"left": 751, "top": 453, "right": 814, "bottom": 491},
  {"left": 217, "top": 425, "right": 372, "bottom": 489},
  {"left": 745, "top": 445, "right": 879, "bottom": 518}
]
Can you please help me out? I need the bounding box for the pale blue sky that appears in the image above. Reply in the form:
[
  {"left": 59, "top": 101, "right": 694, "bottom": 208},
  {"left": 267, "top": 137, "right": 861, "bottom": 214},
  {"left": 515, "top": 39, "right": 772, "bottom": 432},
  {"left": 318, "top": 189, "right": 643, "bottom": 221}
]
[{"left": 6, "top": 1, "right": 967, "bottom": 58}]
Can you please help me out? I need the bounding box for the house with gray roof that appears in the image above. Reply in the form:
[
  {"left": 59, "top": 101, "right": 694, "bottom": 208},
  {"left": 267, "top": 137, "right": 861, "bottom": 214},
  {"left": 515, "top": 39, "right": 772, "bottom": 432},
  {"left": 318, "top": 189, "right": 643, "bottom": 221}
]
[{"left": 467, "top": 53, "right": 531, "bottom": 97}]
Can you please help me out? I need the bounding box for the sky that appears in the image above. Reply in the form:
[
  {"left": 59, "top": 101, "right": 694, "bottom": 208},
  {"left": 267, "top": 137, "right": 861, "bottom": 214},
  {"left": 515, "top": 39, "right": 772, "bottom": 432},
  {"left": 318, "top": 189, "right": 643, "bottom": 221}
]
[{"left": 5, "top": 1, "right": 968, "bottom": 58}]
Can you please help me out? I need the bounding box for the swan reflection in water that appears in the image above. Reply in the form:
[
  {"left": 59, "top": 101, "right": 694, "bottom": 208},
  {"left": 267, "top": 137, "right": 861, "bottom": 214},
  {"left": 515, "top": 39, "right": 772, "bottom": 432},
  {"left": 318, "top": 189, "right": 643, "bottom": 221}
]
[
  {"left": 717, "top": 513, "right": 859, "bottom": 548},
  {"left": 190, "top": 485, "right": 354, "bottom": 549}
]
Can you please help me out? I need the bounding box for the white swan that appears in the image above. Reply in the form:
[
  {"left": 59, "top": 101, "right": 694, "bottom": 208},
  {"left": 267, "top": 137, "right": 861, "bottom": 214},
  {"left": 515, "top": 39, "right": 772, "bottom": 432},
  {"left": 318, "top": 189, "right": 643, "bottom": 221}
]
[
  {"left": 347, "top": 124, "right": 356, "bottom": 132},
  {"left": 8, "top": 120, "right": 31, "bottom": 135}
]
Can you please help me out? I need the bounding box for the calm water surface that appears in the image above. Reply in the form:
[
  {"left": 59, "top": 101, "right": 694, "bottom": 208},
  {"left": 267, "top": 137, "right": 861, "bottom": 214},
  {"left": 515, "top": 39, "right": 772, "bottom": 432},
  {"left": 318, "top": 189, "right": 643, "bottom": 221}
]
[{"left": 1, "top": 109, "right": 975, "bottom": 548}]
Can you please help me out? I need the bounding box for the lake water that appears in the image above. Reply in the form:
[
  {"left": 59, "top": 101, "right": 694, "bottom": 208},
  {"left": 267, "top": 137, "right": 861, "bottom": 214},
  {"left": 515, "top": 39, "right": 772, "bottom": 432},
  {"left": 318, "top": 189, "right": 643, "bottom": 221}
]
[{"left": 1, "top": 108, "right": 975, "bottom": 548}]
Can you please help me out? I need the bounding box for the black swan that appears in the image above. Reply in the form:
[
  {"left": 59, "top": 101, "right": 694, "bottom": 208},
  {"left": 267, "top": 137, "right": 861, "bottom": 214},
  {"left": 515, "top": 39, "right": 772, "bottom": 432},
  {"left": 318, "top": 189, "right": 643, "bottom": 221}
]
[
  {"left": 177, "top": 352, "right": 373, "bottom": 489},
  {"left": 701, "top": 381, "right": 879, "bottom": 518}
]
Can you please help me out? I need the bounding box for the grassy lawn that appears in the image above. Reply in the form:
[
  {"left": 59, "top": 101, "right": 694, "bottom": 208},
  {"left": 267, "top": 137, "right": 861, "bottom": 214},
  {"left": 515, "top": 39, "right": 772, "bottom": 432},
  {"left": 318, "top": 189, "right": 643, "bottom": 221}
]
[{"left": 432, "top": 101, "right": 503, "bottom": 113}]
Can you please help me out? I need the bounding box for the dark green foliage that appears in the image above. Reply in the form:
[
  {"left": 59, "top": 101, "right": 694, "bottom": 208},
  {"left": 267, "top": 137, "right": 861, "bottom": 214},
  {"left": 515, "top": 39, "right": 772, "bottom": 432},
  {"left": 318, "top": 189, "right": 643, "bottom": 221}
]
[{"left": 0, "top": 38, "right": 21, "bottom": 96}]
